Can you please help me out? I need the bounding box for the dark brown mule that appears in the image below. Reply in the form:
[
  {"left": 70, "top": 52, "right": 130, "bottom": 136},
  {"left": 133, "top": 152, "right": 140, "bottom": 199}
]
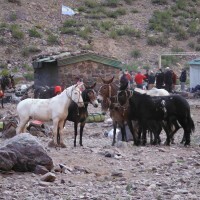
[
  {"left": 98, "top": 76, "right": 138, "bottom": 146},
  {"left": 63, "top": 82, "right": 99, "bottom": 147},
  {"left": 0, "top": 75, "right": 15, "bottom": 108}
]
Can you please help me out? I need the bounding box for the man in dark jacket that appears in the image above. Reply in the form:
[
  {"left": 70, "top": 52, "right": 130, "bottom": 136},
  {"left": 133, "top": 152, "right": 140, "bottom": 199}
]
[
  {"left": 155, "top": 69, "right": 164, "bottom": 89},
  {"left": 164, "top": 67, "right": 173, "bottom": 93},
  {"left": 179, "top": 69, "right": 187, "bottom": 91}
]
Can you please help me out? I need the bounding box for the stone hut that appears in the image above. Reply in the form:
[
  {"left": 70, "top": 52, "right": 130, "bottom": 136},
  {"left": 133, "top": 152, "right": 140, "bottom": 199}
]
[{"left": 32, "top": 51, "right": 124, "bottom": 89}]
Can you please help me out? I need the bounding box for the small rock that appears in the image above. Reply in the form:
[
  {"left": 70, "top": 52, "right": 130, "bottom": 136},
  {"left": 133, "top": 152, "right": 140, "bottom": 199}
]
[
  {"left": 40, "top": 172, "right": 56, "bottom": 182},
  {"left": 34, "top": 165, "right": 49, "bottom": 175},
  {"left": 111, "top": 171, "right": 123, "bottom": 177}
]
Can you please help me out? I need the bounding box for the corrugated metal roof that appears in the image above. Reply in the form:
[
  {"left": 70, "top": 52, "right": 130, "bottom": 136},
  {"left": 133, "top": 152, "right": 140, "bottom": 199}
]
[
  {"left": 188, "top": 58, "right": 200, "bottom": 65},
  {"left": 57, "top": 53, "right": 124, "bottom": 69}
]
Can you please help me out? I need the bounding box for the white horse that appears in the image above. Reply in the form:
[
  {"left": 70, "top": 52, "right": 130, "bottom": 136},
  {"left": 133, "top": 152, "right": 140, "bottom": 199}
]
[
  {"left": 16, "top": 84, "right": 85, "bottom": 147},
  {"left": 134, "top": 87, "right": 169, "bottom": 96}
]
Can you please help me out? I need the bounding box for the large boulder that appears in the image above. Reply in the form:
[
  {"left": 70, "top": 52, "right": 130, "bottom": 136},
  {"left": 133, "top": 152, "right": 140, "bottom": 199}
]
[{"left": 0, "top": 133, "right": 53, "bottom": 172}]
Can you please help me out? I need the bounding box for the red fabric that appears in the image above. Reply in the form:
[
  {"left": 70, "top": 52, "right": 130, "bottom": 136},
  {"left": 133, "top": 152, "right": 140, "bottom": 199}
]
[
  {"left": 172, "top": 72, "right": 177, "bottom": 84},
  {"left": 0, "top": 90, "right": 4, "bottom": 98},
  {"left": 54, "top": 86, "right": 62, "bottom": 94},
  {"left": 31, "top": 120, "right": 43, "bottom": 125},
  {"left": 135, "top": 74, "right": 146, "bottom": 84}
]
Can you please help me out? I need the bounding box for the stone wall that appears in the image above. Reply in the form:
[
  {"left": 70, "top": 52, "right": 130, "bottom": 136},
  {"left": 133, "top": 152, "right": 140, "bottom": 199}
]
[{"left": 58, "top": 61, "right": 121, "bottom": 90}]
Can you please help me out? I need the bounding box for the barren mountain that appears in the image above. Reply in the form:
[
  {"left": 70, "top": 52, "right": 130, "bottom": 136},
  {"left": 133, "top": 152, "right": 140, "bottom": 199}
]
[{"left": 1, "top": 0, "right": 200, "bottom": 77}]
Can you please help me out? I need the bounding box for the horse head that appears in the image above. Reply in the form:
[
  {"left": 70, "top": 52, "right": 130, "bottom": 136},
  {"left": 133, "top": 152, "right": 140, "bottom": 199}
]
[
  {"left": 70, "top": 84, "right": 84, "bottom": 107},
  {"left": 98, "top": 76, "right": 118, "bottom": 113},
  {"left": 83, "top": 82, "right": 98, "bottom": 108},
  {"left": 119, "top": 82, "right": 129, "bottom": 91},
  {"left": 117, "top": 89, "right": 132, "bottom": 107},
  {"left": 100, "top": 76, "right": 114, "bottom": 84}
]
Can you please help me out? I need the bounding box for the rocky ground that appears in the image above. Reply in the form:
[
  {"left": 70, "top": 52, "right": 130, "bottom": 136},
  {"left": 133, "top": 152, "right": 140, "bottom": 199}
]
[{"left": 0, "top": 98, "right": 200, "bottom": 200}]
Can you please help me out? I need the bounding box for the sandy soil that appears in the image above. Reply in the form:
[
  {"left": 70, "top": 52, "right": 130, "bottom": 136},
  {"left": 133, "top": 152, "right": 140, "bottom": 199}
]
[{"left": 0, "top": 99, "right": 200, "bottom": 200}]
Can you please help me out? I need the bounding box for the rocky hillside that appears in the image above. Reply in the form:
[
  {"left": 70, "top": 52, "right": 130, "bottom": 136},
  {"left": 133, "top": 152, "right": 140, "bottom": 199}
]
[{"left": 1, "top": 0, "right": 200, "bottom": 79}]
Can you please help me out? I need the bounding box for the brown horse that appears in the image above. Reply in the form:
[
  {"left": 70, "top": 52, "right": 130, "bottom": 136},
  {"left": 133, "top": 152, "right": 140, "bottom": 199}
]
[
  {"left": 64, "top": 82, "right": 99, "bottom": 147},
  {"left": 98, "top": 76, "right": 138, "bottom": 146}
]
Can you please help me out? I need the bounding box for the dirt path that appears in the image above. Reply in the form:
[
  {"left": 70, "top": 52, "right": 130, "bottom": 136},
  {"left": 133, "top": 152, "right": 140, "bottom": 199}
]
[{"left": 0, "top": 100, "right": 200, "bottom": 200}]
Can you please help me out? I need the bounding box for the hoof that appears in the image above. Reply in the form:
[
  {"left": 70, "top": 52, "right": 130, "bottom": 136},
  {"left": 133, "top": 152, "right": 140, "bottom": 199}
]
[
  {"left": 48, "top": 140, "right": 58, "bottom": 147},
  {"left": 60, "top": 143, "right": 66, "bottom": 148}
]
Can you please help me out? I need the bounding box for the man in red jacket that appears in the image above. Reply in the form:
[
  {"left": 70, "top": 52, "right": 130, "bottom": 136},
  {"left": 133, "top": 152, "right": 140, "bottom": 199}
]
[{"left": 134, "top": 71, "right": 146, "bottom": 89}]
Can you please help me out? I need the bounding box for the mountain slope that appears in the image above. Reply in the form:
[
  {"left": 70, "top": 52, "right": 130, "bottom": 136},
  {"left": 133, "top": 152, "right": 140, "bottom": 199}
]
[{"left": 1, "top": 0, "right": 200, "bottom": 76}]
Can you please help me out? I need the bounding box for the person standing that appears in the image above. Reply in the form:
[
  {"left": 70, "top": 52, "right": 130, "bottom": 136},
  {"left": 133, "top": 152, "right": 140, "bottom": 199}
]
[
  {"left": 120, "top": 71, "right": 129, "bottom": 88},
  {"left": 134, "top": 71, "right": 146, "bottom": 89},
  {"left": 155, "top": 69, "right": 164, "bottom": 89},
  {"left": 171, "top": 70, "right": 177, "bottom": 92},
  {"left": 164, "top": 67, "right": 173, "bottom": 93},
  {"left": 179, "top": 69, "right": 187, "bottom": 91},
  {"left": 148, "top": 71, "right": 155, "bottom": 90},
  {"left": 144, "top": 69, "right": 149, "bottom": 89}
]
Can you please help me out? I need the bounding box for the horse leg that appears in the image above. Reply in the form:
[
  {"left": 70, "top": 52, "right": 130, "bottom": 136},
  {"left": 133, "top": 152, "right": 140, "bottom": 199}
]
[
  {"left": 112, "top": 122, "right": 117, "bottom": 146},
  {"left": 127, "top": 120, "right": 139, "bottom": 146},
  {"left": 178, "top": 119, "right": 190, "bottom": 146},
  {"left": 121, "top": 124, "right": 126, "bottom": 142},
  {"left": 74, "top": 122, "right": 78, "bottom": 147},
  {"left": 79, "top": 122, "right": 85, "bottom": 146},
  {"left": 16, "top": 118, "right": 29, "bottom": 134},
  {"left": 58, "top": 120, "right": 66, "bottom": 148},
  {"left": 50, "top": 119, "right": 59, "bottom": 147}
]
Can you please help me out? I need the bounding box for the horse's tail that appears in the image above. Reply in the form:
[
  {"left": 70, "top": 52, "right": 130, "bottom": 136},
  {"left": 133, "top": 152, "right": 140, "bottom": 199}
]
[{"left": 188, "top": 115, "right": 195, "bottom": 133}]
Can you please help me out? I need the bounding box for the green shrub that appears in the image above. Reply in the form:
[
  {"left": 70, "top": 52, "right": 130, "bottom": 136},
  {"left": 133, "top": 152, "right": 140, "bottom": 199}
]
[
  {"left": 63, "top": 19, "right": 77, "bottom": 27},
  {"left": 115, "top": 8, "right": 126, "bottom": 16},
  {"left": 103, "top": 0, "right": 119, "bottom": 7},
  {"left": 151, "top": 0, "right": 168, "bottom": 5},
  {"left": 85, "top": 0, "right": 99, "bottom": 8},
  {"left": 23, "top": 73, "right": 34, "bottom": 81},
  {"left": 131, "top": 49, "right": 142, "bottom": 58},
  {"left": 188, "top": 21, "right": 199, "bottom": 36},
  {"left": 78, "top": 6, "right": 86, "bottom": 12},
  {"left": 100, "top": 21, "right": 113, "bottom": 31},
  {"left": 28, "top": 28, "right": 42, "bottom": 38},
  {"left": 161, "top": 56, "right": 179, "bottom": 68},
  {"left": 175, "top": 28, "right": 188, "bottom": 40},
  {"left": 109, "top": 30, "right": 118, "bottom": 39},
  {"left": 47, "top": 34, "right": 59, "bottom": 45},
  {"left": 0, "top": 22, "right": 7, "bottom": 28},
  {"left": 149, "top": 10, "right": 174, "bottom": 32},
  {"left": 131, "top": 9, "right": 139, "bottom": 13},
  {"left": 124, "top": 0, "right": 137, "bottom": 5},
  {"left": 21, "top": 46, "right": 41, "bottom": 57},
  {"left": 176, "top": 0, "right": 187, "bottom": 10},
  {"left": 0, "top": 63, "right": 7, "bottom": 69},
  {"left": 78, "top": 27, "right": 91, "bottom": 39},
  {"left": 12, "top": 67, "right": 19, "bottom": 73},
  {"left": 188, "top": 41, "right": 195, "bottom": 49},
  {"left": 60, "top": 27, "right": 76, "bottom": 34},
  {"left": 147, "top": 36, "right": 157, "bottom": 46},
  {"left": 10, "top": 24, "right": 24, "bottom": 39},
  {"left": 0, "top": 69, "right": 9, "bottom": 76},
  {"left": 9, "top": 12, "right": 17, "bottom": 21},
  {"left": 0, "top": 37, "right": 6, "bottom": 45},
  {"left": 22, "top": 64, "right": 33, "bottom": 71},
  {"left": 106, "top": 11, "right": 119, "bottom": 18}
]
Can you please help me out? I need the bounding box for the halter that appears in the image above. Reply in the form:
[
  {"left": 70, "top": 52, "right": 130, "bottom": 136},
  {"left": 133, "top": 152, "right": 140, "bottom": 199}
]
[
  {"left": 66, "top": 87, "right": 83, "bottom": 105},
  {"left": 82, "top": 89, "right": 97, "bottom": 105}
]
